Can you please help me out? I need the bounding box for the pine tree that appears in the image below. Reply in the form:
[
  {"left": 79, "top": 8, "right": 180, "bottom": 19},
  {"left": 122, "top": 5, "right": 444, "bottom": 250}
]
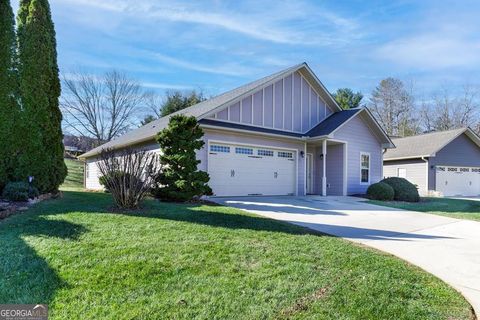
[
  {"left": 0, "top": 0, "right": 18, "bottom": 191},
  {"left": 152, "top": 115, "right": 212, "bottom": 201},
  {"left": 16, "top": 0, "right": 66, "bottom": 192}
]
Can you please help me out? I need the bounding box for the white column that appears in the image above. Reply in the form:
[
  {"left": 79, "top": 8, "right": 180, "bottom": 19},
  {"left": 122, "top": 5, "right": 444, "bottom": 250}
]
[{"left": 322, "top": 139, "right": 327, "bottom": 196}]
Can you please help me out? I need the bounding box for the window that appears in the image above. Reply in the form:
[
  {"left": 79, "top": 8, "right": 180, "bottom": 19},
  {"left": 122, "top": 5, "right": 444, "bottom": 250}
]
[
  {"left": 258, "top": 149, "right": 274, "bottom": 157},
  {"left": 85, "top": 163, "right": 90, "bottom": 179},
  {"left": 360, "top": 152, "right": 370, "bottom": 184},
  {"left": 235, "top": 147, "right": 253, "bottom": 155},
  {"left": 278, "top": 151, "right": 293, "bottom": 158},
  {"left": 210, "top": 145, "right": 230, "bottom": 153},
  {"left": 397, "top": 168, "right": 407, "bottom": 178}
]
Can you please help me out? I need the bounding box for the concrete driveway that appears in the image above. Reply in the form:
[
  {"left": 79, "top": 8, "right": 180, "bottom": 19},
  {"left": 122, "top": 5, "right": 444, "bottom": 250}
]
[{"left": 212, "top": 195, "right": 480, "bottom": 315}]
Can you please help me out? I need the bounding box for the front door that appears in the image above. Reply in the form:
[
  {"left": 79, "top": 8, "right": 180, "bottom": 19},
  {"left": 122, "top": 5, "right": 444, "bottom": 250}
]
[{"left": 306, "top": 153, "right": 313, "bottom": 194}]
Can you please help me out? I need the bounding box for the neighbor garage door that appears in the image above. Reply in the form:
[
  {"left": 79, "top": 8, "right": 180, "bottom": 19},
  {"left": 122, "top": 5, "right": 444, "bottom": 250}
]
[
  {"left": 207, "top": 143, "right": 296, "bottom": 196},
  {"left": 436, "top": 166, "right": 480, "bottom": 196}
]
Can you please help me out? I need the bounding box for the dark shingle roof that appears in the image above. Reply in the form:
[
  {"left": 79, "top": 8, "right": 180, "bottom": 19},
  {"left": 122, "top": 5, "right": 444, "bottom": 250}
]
[
  {"left": 199, "top": 119, "right": 305, "bottom": 138},
  {"left": 306, "top": 109, "right": 361, "bottom": 137}
]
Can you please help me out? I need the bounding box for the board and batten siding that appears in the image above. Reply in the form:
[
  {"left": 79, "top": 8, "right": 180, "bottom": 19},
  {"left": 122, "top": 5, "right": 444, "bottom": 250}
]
[
  {"left": 428, "top": 133, "right": 480, "bottom": 190},
  {"left": 383, "top": 159, "right": 428, "bottom": 195},
  {"left": 332, "top": 115, "right": 383, "bottom": 194},
  {"left": 201, "top": 128, "right": 306, "bottom": 195},
  {"left": 210, "top": 71, "right": 334, "bottom": 134}
]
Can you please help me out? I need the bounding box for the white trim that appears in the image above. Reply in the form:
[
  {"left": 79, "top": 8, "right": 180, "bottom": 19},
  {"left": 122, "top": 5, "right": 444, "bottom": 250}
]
[
  {"left": 421, "top": 156, "right": 429, "bottom": 194},
  {"left": 300, "top": 76, "right": 303, "bottom": 132},
  {"left": 272, "top": 82, "right": 276, "bottom": 129},
  {"left": 282, "top": 78, "right": 285, "bottom": 129},
  {"left": 291, "top": 73, "right": 294, "bottom": 130},
  {"left": 322, "top": 139, "right": 327, "bottom": 196},
  {"left": 304, "top": 141, "right": 307, "bottom": 195},
  {"left": 384, "top": 155, "right": 433, "bottom": 161},
  {"left": 227, "top": 105, "right": 230, "bottom": 120},
  {"left": 360, "top": 151, "right": 371, "bottom": 185},
  {"left": 239, "top": 99, "right": 243, "bottom": 123},
  {"left": 306, "top": 152, "right": 313, "bottom": 194},
  {"left": 207, "top": 138, "right": 300, "bottom": 196},
  {"left": 250, "top": 95, "right": 253, "bottom": 124},
  {"left": 343, "top": 143, "right": 348, "bottom": 196},
  {"left": 262, "top": 87, "right": 265, "bottom": 126}
]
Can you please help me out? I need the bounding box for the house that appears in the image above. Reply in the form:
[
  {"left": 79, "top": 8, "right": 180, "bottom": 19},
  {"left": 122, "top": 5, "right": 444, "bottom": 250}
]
[
  {"left": 383, "top": 128, "right": 480, "bottom": 197},
  {"left": 79, "top": 63, "right": 394, "bottom": 197}
]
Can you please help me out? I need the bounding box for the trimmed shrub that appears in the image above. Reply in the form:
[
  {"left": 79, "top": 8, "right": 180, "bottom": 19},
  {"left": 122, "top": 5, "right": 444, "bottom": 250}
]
[
  {"left": 366, "top": 182, "right": 394, "bottom": 201},
  {"left": 2, "top": 181, "right": 39, "bottom": 202},
  {"left": 381, "top": 177, "right": 420, "bottom": 202}
]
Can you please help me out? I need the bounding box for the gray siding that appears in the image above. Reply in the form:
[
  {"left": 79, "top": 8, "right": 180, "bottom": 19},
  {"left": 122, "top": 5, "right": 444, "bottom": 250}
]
[
  {"left": 428, "top": 133, "right": 480, "bottom": 190},
  {"left": 326, "top": 144, "right": 344, "bottom": 195},
  {"left": 383, "top": 159, "right": 428, "bottom": 195},
  {"left": 212, "top": 71, "right": 334, "bottom": 134},
  {"left": 333, "top": 114, "right": 383, "bottom": 194}
]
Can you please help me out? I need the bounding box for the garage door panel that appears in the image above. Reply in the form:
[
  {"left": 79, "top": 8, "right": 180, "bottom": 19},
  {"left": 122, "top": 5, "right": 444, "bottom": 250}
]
[
  {"left": 208, "top": 143, "right": 296, "bottom": 196},
  {"left": 436, "top": 166, "right": 480, "bottom": 196}
]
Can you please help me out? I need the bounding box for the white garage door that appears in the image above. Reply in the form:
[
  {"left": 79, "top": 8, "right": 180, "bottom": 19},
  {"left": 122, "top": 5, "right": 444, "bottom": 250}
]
[
  {"left": 436, "top": 166, "right": 480, "bottom": 196},
  {"left": 207, "top": 143, "right": 296, "bottom": 196}
]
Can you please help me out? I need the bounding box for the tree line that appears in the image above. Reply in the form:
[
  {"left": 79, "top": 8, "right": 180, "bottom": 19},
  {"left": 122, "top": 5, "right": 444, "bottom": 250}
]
[
  {"left": 333, "top": 79, "right": 479, "bottom": 137},
  {"left": 0, "top": 0, "right": 65, "bottom": 193}
]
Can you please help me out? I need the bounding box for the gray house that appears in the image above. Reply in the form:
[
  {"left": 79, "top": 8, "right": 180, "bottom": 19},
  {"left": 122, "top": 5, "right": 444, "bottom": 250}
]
[
  {"left": 384, "top": 128, "right": 480, "bottom": 197},
  {"left": 79, "top": 63, "right": 394, "bottom": 197}
]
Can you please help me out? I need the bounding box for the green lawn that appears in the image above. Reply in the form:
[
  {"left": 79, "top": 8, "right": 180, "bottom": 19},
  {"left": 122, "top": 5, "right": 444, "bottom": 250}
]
[
  {"left": 61, "top": 159, "right": 84, "bottom": 191},
  {"left": 369, "top": 197, "right": 480, "bottom": 221},
  {"left": 0, "top": 192, "right": 473, "bottom": 319}
]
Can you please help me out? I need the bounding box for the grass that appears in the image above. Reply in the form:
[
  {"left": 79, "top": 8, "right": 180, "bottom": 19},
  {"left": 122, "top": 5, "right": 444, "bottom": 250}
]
[
  {"left": 0, "top": 191, "right": 473, "bottom": 320},
  {"left": 369, "top": 197, "right": 480, "bottom": 221},
  {"left": 61, "top": 159, "right": 84, "bottom": 191}
]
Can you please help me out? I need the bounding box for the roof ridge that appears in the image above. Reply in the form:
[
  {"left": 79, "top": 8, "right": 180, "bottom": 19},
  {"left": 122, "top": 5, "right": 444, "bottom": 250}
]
[{"left": 391, "top": 127, "right": 466, "bottom": 141}]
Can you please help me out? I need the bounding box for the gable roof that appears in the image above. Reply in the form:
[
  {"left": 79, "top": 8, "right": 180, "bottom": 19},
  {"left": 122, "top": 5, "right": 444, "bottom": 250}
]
[
  {"left": 384, "top": 127, "right": 480, "bottom": 161},
  {"left": 307, "top": 109, "right": 361, "bottom": 137},
  {"left": 79, "top": 63, "right": 342, "bottom": 159}
]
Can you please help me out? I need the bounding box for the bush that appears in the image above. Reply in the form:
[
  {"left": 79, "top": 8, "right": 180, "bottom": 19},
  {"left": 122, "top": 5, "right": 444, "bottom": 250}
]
[
  {"left": 2, "top": 181, "right": 39, "bottom": 202},
  {"left": 366, "top": 182, "right": 394, "bottom": 201},
  {"left": 381, "top": 177, "right": 420, "bottom": 202},
  {"left": 99, "top": 171, "right": 137, "bottom": 193}
]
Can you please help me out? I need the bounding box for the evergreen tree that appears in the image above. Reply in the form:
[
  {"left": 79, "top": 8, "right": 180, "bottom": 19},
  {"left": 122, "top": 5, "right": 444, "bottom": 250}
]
[
  {"left": 0, "top": 0, "right": 18, "bottom": 191},
  {"left": 16, "top": 0, "right": 66, "bottom": 192},
  {"left": 333, "top": 88, "right": 363, "bottom": 110},
  {"left": 152, "top": 115, "right": 212, "bottom": 201}
]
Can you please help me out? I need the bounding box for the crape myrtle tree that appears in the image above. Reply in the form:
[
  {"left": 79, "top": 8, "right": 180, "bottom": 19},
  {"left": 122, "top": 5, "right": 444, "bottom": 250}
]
[
  {"left": 152, "top": 115, "right": 212, "bottom": 202},
  {"left": 16, "top": 0, "right": 66, "bottom": 192},
  {"left": 0, "top": 0, "right": 19, "bottom": 191}
]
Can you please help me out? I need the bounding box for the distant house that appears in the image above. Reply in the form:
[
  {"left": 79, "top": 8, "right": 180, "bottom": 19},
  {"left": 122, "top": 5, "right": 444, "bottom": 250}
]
[
  {"left": 79, "top": 63, "right": 394, "bottom": 196},
  {"left": 384, "top": 128, "right": 480, "bottom": 197}
]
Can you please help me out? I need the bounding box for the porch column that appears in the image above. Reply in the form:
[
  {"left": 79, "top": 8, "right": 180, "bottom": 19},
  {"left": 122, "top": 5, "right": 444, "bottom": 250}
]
[{"left": 322, "top": 139, "right": 327, "bottom": 196}]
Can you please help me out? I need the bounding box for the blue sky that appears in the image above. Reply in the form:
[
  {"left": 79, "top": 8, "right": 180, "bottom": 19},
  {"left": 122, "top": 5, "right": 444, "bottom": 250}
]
[{"left": 11, "top": 0, "right": 480, "bottom": 99}]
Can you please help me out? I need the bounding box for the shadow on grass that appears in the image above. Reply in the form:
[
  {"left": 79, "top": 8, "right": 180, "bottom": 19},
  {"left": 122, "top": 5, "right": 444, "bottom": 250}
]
[{"left": 0, "top": 207, "right": 87, "bottom": 304}]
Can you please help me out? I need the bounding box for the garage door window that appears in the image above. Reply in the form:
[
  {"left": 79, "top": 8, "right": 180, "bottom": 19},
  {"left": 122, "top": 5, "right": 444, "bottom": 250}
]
[
  {"left": 360, "top": 152, "right": 370, "bottom": 184},
  {"left": 278, "top": 151, "right": 293, "bottom": 158},
  {"left": 235, "top": 147, "right": 253, "bottom": 155},
  {"left": 210, "top": 145, "right": 230, "bottom": 153},
  {"left": 258, "top": 149, "right": 274, "bottom": 157}
]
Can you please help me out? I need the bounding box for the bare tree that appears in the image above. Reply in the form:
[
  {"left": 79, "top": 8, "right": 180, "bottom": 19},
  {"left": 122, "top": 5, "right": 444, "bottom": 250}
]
[
  {"left": 369, "top": 78, "right": 420, "bottom": 137},
  {"left": 97, "top": 148, "right": 160, "bottom": 209},
  {"left": 61, "top": 70, "right": 145, "bottom": 146}
]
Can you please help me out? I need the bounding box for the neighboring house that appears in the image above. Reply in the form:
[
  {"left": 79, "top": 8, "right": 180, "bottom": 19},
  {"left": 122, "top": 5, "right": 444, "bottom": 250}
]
[
  {"left": 383, "top": 128, "right": 480, "bottom": 197},
  {"left": 79, "top": 63, "right": 394, "bottom": 196}
]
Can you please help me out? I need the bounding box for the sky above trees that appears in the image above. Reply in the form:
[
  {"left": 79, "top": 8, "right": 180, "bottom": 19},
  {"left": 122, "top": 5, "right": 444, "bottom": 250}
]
[{"left": 10, "top": 0, "right": 480, "bottom": 99}]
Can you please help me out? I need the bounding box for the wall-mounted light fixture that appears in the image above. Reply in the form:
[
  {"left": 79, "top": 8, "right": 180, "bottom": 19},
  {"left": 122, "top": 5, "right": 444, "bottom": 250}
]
[
  {"left": 319, "top": 154, "right": 324, "bottom": 160},
  {"left": 300, "top": 151, "right": 305, "bottom": 158}
]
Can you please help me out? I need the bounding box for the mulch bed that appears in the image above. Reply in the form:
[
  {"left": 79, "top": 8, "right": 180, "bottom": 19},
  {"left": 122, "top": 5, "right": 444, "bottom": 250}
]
[{"left": 0, "top": 192, "right": 62, "bottom": 221}]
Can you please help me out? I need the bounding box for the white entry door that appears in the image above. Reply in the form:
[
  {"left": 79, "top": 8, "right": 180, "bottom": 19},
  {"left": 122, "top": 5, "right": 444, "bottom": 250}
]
[
  {"left": 207, "top": 143, "right": 296, "bottom": 196},
  {"left": 436, "top": 166, "right": 480, "bottom": 196}
]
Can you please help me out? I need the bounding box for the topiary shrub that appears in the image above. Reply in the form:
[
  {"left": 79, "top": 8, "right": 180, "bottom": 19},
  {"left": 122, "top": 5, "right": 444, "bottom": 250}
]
[
  {"left": 381, "top": 177, "right": 420, "bottom": 202},
  {"left": 366, "top": 182, "right": 394, "bottom": 201},
  {"left": 2, "top": 181, "right": 39, "bottom": 202}
]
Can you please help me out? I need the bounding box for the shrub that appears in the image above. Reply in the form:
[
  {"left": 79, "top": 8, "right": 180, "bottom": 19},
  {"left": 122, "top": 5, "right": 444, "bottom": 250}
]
[
  {"left": 2, "top": 181, "right": 39, "bottom": 202},
  {"left": 152, "top": 115, "right": 212, "bottom": 202},
  {"left": 97, "top": 148, "right": 159, "bottom": 209},
  {"left": 366, "top": 182, "right": 394, "bottom": 201},
  {"left": 381, "top": 177, "right": 420, "bottom": 202}
]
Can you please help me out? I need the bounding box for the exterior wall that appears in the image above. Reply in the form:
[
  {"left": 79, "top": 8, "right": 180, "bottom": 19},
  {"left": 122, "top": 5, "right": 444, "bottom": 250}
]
[
  {"left": 428, "top": 134, "right": 480, "bottom": 190},
  {"left": 333, "top": 115, "right": 383, "bottom": 194},
  {"left": 201, "top": 128, "right": 306, "bottom": 195},
  {"left": 210, "top": 71, "right": 334, "bottom": 134},
  {"left": 83, "top": 140, "right": 160, "bottom": 191},
  {"left": 383, "top": 159, "right": 428, "bottom": 195}
]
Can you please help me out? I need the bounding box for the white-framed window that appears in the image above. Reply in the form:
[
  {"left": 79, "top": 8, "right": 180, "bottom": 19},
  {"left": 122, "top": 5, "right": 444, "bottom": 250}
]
[
  {"left": 360, "top": 152, "right": 370, "bottom": 184},
  {"left": 278, "top": 151, "right": 293, "bottom": 158},
  {"left": 397, "top": 168, "right": 407, "bottom": 178},
  {"left": 235, "top": 147, "right": 253, "bottom": 155},
  {"left": 257, "top": 149, "right": 274, "bottom": 157},
  {"left": 210, "top": 145, "right": 230, "bottom": 153},
  {"left": 85, "top": 163, "right": 90, "bottom": 179}
]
